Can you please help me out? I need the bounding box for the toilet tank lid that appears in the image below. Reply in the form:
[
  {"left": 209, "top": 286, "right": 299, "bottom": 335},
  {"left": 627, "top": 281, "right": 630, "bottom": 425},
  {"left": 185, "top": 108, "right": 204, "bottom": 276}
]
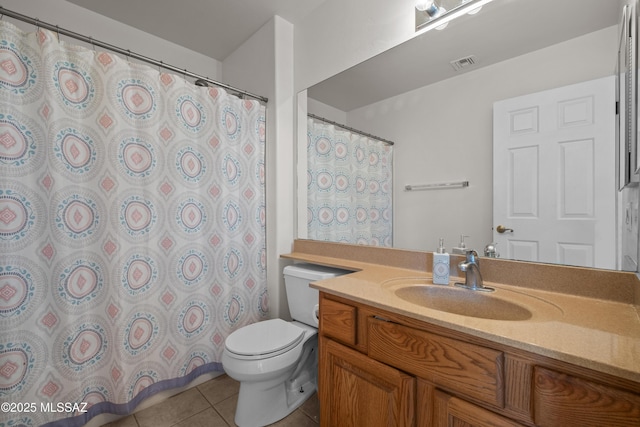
[{"left": 283, "top": 263, "right": 351, "bottom": 281}]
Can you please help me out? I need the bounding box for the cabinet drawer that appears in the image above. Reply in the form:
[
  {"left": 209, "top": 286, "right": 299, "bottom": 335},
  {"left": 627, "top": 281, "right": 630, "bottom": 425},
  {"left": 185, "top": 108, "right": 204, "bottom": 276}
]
[
  {"left": 320, "top": 297, "right": 357, "bottom": 346},
  {"left": 368, "top": 317, "right": 504, "bottom": 407},
  {"left": 534, "top": 367, "right": 640, "bottom": 426},
  {"left": 434, "top": 390, "right": 526, "bottom": 427}
]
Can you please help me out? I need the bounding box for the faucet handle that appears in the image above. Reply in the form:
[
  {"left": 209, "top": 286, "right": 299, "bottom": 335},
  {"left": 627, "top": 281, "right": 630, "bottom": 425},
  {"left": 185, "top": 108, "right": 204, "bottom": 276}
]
[{"left": 464, "top": 249, "right": 479, "bottom": 264}]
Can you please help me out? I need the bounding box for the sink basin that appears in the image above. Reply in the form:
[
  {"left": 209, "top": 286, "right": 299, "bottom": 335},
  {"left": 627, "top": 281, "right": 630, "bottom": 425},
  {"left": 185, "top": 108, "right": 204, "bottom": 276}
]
[
  {"left": 383, "top": 278, "right": 562, "bottom": 321},
  {"left": 394, "top": 285, "right": 532, "bottom": 320}
]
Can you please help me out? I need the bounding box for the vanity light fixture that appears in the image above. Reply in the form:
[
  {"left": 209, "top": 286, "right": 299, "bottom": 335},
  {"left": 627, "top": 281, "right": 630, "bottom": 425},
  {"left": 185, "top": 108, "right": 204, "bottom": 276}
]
[
  {"left": 415, "top": 0, "right": 445, "bottom": 18},
  {"left": 462, "top": 0, "right": 484, "bottom": 14},
  {"left": 415, "top": 0, "right": 449, "bottom": 29},
  {"left": 415, "top": 0, "right": 495, "bottom": 32}
]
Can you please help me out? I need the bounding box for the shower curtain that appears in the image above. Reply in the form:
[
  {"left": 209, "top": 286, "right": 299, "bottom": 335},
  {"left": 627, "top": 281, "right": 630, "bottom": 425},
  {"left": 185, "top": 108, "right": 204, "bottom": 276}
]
[
  {"left": 307, "top": 117, "right": 393, "bottom": 246},
  {"left": 0, "top": 21, "right": 267, "bottom": 426}
]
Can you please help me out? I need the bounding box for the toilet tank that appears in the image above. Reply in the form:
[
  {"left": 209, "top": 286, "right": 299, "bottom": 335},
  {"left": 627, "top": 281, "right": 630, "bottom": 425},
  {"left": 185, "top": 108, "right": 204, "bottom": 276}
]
[{"left": 283, "top": 263, "right": 350, "bottom": 327}]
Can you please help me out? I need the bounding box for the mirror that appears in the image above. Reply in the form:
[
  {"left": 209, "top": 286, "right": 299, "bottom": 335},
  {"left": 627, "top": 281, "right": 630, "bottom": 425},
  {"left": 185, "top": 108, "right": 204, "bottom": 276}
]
[{"left": 298, "top": 0, "right": 634, "bottom": 270}]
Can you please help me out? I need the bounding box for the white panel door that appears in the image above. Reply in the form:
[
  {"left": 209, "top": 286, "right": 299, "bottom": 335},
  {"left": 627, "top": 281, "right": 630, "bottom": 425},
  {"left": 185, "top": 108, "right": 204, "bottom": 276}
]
[{"left": 493, "top": 76, "right": 616, "bottom": 269}]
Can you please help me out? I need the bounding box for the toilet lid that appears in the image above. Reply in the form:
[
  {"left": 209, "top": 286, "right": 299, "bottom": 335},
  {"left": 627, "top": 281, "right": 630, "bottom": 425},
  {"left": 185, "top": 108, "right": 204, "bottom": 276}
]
[{"left": 225, "top": 319, "right": 305, "bottom": 358}]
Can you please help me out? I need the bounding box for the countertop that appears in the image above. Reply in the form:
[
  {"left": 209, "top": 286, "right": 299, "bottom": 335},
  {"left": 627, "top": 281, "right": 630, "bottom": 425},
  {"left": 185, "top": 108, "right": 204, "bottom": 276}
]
[{"left": 282, "top": 250, "right": 640, "bottom": 384}]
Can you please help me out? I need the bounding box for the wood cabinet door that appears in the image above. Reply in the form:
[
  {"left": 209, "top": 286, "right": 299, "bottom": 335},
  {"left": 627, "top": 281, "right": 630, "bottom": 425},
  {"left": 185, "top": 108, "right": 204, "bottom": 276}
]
[
  {"left": 433, "top": 390, "right": 525, "bottom": 427},
  {"left": 533, "top": 367, "right": 640, "bottom": 426},
  {"left": 319, "top": 336, "right": 415, "bottom": 427}
]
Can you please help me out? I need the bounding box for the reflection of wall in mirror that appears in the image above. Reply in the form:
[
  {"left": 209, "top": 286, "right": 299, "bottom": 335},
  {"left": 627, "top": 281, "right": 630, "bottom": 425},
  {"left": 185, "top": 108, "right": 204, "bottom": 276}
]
[{"left": 307, "top": 26, "right": 618, "bottom": 256}]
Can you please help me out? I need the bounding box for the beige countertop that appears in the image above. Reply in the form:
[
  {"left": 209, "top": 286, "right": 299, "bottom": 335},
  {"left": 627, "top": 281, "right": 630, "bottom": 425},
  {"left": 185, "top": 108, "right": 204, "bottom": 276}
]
[{"left": 282, "top": 248, "right": 640, "bottom": 384}]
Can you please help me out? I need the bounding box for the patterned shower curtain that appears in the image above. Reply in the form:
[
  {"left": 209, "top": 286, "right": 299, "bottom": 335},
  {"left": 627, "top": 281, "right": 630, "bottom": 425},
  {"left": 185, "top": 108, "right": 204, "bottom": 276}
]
[
  {"left": 0, "top": 21, "right": 267, "bottom": 426},
  {"left": 307, "top": 117, "right": 393, "bottom": 246}
]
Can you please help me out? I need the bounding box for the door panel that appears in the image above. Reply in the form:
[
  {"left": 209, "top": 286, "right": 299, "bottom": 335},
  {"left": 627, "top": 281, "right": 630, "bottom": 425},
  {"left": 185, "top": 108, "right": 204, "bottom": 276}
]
[{"left": 493, "top": 76, "right": 616, "bottom": 269}]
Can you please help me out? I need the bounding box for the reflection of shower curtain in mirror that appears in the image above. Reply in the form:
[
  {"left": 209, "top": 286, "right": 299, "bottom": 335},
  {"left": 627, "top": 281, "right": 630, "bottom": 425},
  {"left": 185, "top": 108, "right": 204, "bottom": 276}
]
[
  {"left": 0, "top": 21, "right": 267, "bottom": 426},
  {"left": 307, "top": 117, "right": 393, "bottom": 246}
]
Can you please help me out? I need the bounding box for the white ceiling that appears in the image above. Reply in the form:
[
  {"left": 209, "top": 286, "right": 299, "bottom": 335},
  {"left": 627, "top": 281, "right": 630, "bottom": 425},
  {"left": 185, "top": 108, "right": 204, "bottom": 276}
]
[
  {"left": 66, "top": 0, "right": 326, "bottom": 61},
  {"left": 308, "top": 0, "right": 623, "bottom": 111},
  {"left": 66, "top": 0, "right": 622, "bottom": 111}
]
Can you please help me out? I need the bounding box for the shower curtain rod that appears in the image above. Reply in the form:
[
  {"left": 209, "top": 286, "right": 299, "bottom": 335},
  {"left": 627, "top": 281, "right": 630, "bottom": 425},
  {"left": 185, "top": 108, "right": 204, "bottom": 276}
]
[
  {"left": 0, "top": 6, "right": 269, "bottom": 103},
  {"left": 308, "top": 113, "right": 395, "bottom": 146}
]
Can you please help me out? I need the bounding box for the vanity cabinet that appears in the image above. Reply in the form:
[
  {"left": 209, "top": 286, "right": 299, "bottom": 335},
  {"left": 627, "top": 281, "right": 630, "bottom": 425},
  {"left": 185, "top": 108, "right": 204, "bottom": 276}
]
[
  {"left": 533, "top": 367, "right": 640, "bottom": 426},
  {"left": 368, "top": 318, "right": 504, "bottom": 408},
  {"left": 318, "top": 292, "right": 640, "bottom": 427},
  {"left": 320, "top": 337, "right": 415, "bottom": 426},
  {"left": 433, "top": 390, "right": 525, "bottom": 427}
]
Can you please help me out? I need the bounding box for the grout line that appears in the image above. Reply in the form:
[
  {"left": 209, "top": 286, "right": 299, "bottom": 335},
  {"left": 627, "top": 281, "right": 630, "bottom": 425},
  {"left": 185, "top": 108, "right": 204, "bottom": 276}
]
[
  {"left": 197, "top": 380, "right": 236, "bottom": 427},
  {"left": 197, "top": 385, "right": 235, "bottom": 426},
  {"left": 119, "top": 377, "right": 317, "bottom": 427}
]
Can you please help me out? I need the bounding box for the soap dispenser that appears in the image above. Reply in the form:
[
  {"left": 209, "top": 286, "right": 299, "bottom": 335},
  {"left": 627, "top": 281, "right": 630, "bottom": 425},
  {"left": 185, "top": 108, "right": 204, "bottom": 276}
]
[
  {"left": 433, "top": 238, "right": 450, "bottom": 285},
  {"left": 452, "top": 234, "right": 469, "bottom": 255}
]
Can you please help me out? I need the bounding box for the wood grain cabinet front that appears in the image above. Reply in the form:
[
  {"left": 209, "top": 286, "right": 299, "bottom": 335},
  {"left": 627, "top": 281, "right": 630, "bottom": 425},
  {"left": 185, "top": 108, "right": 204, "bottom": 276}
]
[
  {"left": 533, "top": 366, "right": 640, "bottom": 427},
  {"left": 319, "top": 336, "right": 415, "bottom": 427},
  {"left": 317, "top": 292, "right": 640, "bottom": 427},
  {"left": 319, "top": 297, "right": 357, "bottom": 347},
  {"left": 368, "top": 317, "right": 504, "bottom": 408},
  {"left": 433, "top": 390, "right": 526, "bottom": 427}
]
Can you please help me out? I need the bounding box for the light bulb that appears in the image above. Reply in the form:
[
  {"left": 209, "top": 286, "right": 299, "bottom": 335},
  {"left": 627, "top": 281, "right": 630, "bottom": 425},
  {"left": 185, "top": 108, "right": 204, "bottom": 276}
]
[
  {"left": 416, "top": 0, "right": 441, "bottom": 18},
  {"left": 431, "top": 6, "right": 445, "bottom": 19},
  {"left": 415, "top": 0, "right": 434, "bottom": 12},
  {"left": 434, "top": 7, "right": 448, "bottom": 30}
]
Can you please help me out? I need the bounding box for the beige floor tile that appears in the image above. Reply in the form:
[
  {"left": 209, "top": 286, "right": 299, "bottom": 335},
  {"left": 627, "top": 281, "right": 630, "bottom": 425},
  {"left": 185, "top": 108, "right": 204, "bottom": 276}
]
[
  {"left": 268, "top": 408, "right": 318, "bottom": 427},
  {"left": 300, "top": 392, "right": 320, "bottom": 423},
  {"left": 213, "top": 393, "right": 239, "bottom": 426},
  {"left": 134, "top": 388, "right": 210, "bottom": 427},
  {"left": 197, "top": 374, "right": 240, "bottom": 406},
  {"left": 101, "top": 414, "right": 139, "bottom": 427},
  {"left": 173, "top": 407, "right": 230, "bottom": 427},
  {"left": 100, "top": 376, "right": 317, "bottom": 427}
]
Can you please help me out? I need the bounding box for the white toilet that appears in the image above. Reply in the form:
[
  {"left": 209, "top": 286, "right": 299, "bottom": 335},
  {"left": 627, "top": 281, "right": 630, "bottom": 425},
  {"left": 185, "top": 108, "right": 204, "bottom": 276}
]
[{"left": 222, "top": 263, "right": 348, "bottom": 427}]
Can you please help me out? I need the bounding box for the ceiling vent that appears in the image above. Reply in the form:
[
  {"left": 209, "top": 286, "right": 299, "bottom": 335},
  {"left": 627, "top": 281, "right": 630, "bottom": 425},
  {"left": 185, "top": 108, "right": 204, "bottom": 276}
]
[{"left": 450, "top": 55, "right": 478, "bottom": 71}]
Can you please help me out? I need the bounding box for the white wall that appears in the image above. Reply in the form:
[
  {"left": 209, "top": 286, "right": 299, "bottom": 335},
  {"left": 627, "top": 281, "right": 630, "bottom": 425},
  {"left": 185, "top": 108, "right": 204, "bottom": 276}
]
[
  {"left": 308, "top": 98, "right": 348, "bottom": 123},
  {"left": 344, "top": 26, "right": 618, "bottom": 253},
  {"left": 2, "top": 0, "right": 221, "bottom": 79},
  {"left": 294, "top": 0, "right": 417, "bottom": 92}
]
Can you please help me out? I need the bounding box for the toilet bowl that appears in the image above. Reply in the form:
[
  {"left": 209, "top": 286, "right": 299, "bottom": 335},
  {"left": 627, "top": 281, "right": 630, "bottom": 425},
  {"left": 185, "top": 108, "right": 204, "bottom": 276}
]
[
  {"left": 222, "top": 319, "right": 318, "bottom": 426},
  {"left": 222, "top": 263, "right": 349, "bottom": 427}
]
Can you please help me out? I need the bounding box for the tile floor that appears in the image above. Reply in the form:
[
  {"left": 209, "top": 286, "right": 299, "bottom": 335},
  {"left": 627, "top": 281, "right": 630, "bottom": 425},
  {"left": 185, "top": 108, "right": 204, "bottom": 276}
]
[{"left": 101, "top": 374, "right": 320, "bottom": 427}]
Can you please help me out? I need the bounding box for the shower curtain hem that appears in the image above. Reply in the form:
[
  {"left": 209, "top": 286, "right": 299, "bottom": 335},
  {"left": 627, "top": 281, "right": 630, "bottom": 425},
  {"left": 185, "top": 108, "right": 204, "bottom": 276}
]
[{"left": 40, "top": 362, "right": 224, "bottom": 427}]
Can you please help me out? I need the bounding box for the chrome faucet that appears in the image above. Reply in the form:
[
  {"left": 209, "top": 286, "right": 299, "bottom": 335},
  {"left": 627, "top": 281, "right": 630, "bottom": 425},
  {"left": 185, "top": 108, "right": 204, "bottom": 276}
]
[{"left": 455, "top": 250, "right": 494, "bottom": 292}]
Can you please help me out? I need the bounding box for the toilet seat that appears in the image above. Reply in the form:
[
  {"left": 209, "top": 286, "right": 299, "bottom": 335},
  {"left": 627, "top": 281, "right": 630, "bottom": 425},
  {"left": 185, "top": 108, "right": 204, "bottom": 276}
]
[{"left": 225, "top": 319, "right": 305, "bottom": 360}]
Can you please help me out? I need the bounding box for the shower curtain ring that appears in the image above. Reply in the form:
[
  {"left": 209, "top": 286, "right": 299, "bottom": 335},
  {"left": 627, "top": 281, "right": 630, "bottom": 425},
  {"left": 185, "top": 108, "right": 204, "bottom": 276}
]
[
  {"left": 89, "top": 36, "right": 95, "bottom": 51},
  {"left": 55, "top": 25, "right": 60, "bottom": 42}
]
